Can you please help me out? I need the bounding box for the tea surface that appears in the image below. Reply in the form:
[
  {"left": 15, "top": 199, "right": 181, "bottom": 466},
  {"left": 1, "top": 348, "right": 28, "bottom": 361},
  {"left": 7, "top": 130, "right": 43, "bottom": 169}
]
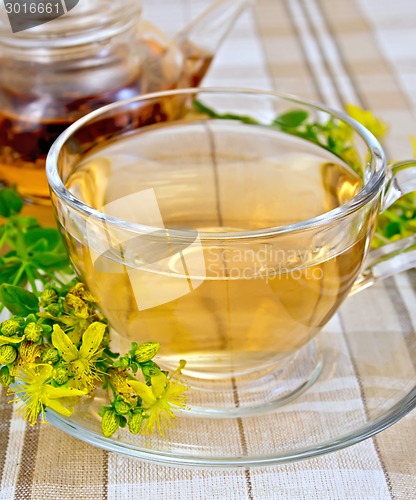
[{"left": 64, "top": 121, "right": 367, "bottom": 376}]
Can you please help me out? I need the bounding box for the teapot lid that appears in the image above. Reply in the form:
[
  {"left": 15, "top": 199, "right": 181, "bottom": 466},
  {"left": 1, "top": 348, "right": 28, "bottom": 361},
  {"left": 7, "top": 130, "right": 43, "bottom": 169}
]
[{"left": 0, "top": 0, "right": 142, "bottom": 47}]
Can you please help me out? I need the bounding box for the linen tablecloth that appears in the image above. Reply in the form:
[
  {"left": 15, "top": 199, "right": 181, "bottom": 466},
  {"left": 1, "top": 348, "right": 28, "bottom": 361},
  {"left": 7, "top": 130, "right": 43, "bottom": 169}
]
[{"left": 1, "top": 0, "right": 416, "bottom": 498}]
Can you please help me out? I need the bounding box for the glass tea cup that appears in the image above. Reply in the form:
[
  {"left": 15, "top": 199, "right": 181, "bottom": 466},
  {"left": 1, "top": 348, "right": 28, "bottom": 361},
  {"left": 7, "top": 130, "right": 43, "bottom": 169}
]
[{"left": 46, "top": 88, "right": 416, "bottom": 415}]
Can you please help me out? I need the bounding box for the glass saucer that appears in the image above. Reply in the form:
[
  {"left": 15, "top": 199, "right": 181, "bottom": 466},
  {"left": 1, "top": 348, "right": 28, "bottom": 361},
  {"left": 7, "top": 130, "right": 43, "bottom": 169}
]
[{"left": 47, "top": 273, "right": 416, "bottom": 468}]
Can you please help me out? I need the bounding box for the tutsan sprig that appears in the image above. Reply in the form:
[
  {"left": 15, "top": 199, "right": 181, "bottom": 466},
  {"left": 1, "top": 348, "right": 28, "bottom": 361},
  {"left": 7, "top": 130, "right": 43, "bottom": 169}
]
[
  {"left": 0, "top": 188, "right": 72, "bottom": 315},
  {"left": 0, "top": 189, "right": 188, "bottom": 437}
]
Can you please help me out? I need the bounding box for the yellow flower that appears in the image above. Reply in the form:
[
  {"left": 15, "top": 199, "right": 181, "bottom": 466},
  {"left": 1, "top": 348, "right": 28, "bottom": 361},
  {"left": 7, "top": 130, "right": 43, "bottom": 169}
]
[
  {"left": 328, "top": 119, "right": 353, "bottom": 144},
  {"left": 345, "top": 104, "right": 388, "bottom": 140},
  {"left": 128, "top": 364, "right": 188, "bottom": 435},
  {"left": 68, "top": 283, "right": 97, "bottom": 303},
  {"left": 18, "top": 341, "right": 42, "bottom": 365},
  {"left": 0, "top": 335, "right": 24, "bottom": 347},
  {"left": 51, "top": 322, "right": 106, "bottom": 391},
  {"left": 107, "top": 368, "right": 136, "bottom": 404},
  {"left": 64, "top": 293, "right": 90, "bottom": 319},
  {"left": 9, "top": 364, "right": 86, "bottom": 425},
  {"left": 13, "top": 341, "right": 43, "bottom": 376}
]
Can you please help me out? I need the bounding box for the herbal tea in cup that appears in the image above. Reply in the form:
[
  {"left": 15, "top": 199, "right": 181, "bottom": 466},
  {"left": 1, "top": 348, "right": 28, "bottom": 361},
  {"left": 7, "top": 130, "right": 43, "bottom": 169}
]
[{"left": 47, "top": 89, "right": 416, "bottom": 411}]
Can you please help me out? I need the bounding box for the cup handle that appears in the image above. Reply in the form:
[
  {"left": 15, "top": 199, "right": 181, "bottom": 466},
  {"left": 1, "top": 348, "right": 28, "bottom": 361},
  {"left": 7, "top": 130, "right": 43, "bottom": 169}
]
[{"left": 352, "top": 159, "right": 416, "bottom": 294}]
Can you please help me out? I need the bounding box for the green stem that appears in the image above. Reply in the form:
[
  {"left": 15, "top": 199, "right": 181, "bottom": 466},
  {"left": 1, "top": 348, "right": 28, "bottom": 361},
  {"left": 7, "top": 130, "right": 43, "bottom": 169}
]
[
  {"left": 391, "top": 200, "right": 415, "bottom": 212},
  {"left": 41, "top": 269, "right": 66, "bottom": 286},
  {"left": 373, "top": 232, "right": 391, "bottom": 244},
  {"left": 12, "top": 264, "right": 26, "bottom": 286},
  {"left": 25, "top": 266, "right": 38, "bottom": 295},
  {"left": 12, "top": 222, "right": 28, "bottom": 260},
  {"left": 105, "top": 380, "right": 119, "bottom": 402},
  {"left": 380, "top": 211, "right": 402, "bottom": 223},
  {"left": 0, "top": 226, "right": 9, "bottom": 250}
]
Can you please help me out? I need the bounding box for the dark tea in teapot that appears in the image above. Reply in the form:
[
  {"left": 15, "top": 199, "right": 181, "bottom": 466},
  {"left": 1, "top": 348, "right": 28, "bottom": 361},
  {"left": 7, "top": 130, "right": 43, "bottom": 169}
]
[{"left": 0, "top": 0, "right": 246, "bottom": 202}]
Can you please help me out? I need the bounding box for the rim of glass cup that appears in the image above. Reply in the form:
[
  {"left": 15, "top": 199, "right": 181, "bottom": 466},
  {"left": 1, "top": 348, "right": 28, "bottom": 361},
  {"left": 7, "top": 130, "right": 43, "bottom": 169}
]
[{"left": 46, "top": 88, "right": 386, "bottom": 241}]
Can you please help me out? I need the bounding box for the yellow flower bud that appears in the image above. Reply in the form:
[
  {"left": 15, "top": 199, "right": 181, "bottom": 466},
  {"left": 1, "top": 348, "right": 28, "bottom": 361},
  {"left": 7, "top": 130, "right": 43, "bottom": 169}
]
[
  {"left": 40, "top": 289, "right": 59, "bottom": 307},
  {"left": 0, "top": 366, "right": 13, "bottom": 386},
  {"left": 8, "top": 363, "right": 18, "bottom": 377},
  {"left": 46, "top": 303, "right": 61, "bottom": 316},
  {"left": 101, "top": 410, "right": 119, "bottom": 438},
  {"left": 24, "top": 323, "right": 43, "bottom": 343},
  {"left": 0, "top": 319, "right": 20, "bottom": 337},
  {"left": 141, "top": 361, "right": 161, "bottom": 377},
  {"left": 114, "top": 399, "right": 131, "bottom": 415},
  {"left": 64, "top": 293, "right": 89, "bottom": 319},
  {"left": 41, "top": 348, "right": 60, "bottom": 364},
  {"left": 69, "top": 283, "right": 96, "bottom": 303},
  {"left": 134, "top": 342, "right": 160, "bottom": 363},
  {"left": 128, "top": 412, "right": 145, "bottom": 435},
  {"left": 53, "top": 366, "right": 69, "bottom": 385},
  {"left": 0, "top": 345, "right": 17, "bottom": 365}
]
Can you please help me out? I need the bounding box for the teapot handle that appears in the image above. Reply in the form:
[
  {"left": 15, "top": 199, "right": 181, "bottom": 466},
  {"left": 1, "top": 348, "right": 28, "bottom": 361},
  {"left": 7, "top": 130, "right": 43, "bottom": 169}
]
[
  {"left": 352, "top": 160, "right": 416, "bottom": 294},
  {"left": 175, "top": 0, "right": 251, "bottom": 58}
]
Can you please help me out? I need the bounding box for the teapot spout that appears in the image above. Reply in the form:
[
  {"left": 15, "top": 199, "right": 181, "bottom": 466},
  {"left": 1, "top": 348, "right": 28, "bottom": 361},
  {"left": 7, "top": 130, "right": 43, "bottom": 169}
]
[{"left": 175, "top": 0, "right": 251, "bottom": 86}]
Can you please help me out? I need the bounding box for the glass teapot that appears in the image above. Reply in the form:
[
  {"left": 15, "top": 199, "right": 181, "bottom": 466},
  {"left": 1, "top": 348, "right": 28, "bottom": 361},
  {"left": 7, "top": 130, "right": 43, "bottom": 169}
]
[{"left": 0, "top": 0, "right": 248, "bottom": 201}]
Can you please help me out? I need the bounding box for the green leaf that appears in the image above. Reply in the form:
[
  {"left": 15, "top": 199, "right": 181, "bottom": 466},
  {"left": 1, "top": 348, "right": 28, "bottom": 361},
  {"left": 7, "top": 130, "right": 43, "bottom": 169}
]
[
  {"left": 0, "top": 284, "right": 39, "bottom": 316},
  {"left": 113, "top": 356, "right": 129, "bottom": 368},
  {"left": 25, "top": 313, "right": 37, "bottom": 323},
  {"left": 103, "top": 347, "right": 119, "bottom": 359},
  {"left": 193, "top": 99, "right": 259, "bottom": 125},
  {"left": 41, "top": 324, "right": 52, "bottom": 335},
  {"left": 14, "top": 216, "right": 39, "bottom": 230},
  {"left": 24, "top": 228, "right": 61, "bottom": 252},
  {"left": 130, "top": 362, "right": 139, "bottom": 374},
  {"left": 193, "top": 99, "right": 218, "bottom": 118},
  {"left": 128, "top": 342, "right": 139, "bottom": 357},
  {"left": 219, "top": 113, "right": 259, "bottom": 125},
  {"left": 22, "top": 228, "right": 69, "bottom": 271},
  {"left": 385, "top": 221, "right": 401, "bottom": 239},
  {"left": 273, "top": 110, "right": 309, "bottom": 129},
  {"left": 304, "top": 124, "right": 320, "bottom": 142},
  {"left": 32, "top": 252, "right": 70, "bottom": 270},
  {"left": 327, "top": 135, "right": 338, "bottom": 151},
  {"left": 0, "top": 260, "right": 26, "bottom": 286},
  {"left": 0, "top": 188, "right": 23, "bottom": 218},
  {"left": 140, "top": 360, "right": 161, "bottom": 377},
  {"left": 27, "top": 239, "right": 49, "bottom": 254}
]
